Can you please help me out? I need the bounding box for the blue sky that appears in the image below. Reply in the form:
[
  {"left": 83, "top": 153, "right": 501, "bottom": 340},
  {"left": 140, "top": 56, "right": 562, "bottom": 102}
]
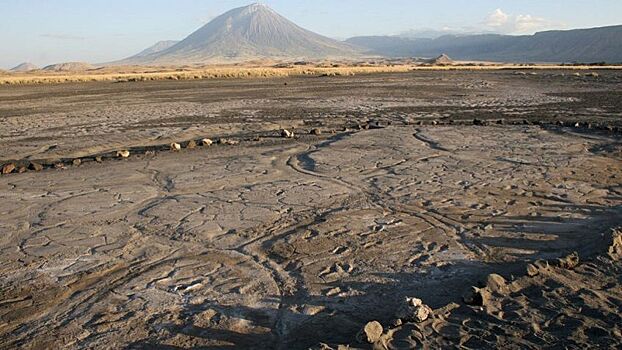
[{"left": 2, "top": 0, "right": 621, "bottom": 68}]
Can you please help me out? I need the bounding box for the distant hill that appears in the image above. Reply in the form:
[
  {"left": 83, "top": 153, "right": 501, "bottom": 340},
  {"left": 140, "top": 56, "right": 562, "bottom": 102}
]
[
  {"left": 120, "top": 3, "right": 361, "bottom": 64},
  {"left": 11, "top": 62, "right": 39, "bottom": 72},
  {"left": 347, "top": 25, "right": 622, "bottom": 63},
  {"left": 42, "top": 62, "right": 95, "bottom": 72},
  {"left": 129, "top": 40, "right": 180, "bottom": 59}
]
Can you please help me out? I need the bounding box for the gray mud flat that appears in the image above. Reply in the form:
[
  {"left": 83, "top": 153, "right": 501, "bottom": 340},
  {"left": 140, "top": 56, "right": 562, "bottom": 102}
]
[{"left": 1, "top": 71, "right": 621, "bottom": 349}]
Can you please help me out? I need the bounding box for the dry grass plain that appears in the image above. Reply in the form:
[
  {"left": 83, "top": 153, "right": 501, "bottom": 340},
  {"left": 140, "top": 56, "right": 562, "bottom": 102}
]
[
  {"left": 1, "top": 70, "right": 621, "bottom": 349},
  {"left": 1, "top": 62, "right": 620, "bottom": 85}
]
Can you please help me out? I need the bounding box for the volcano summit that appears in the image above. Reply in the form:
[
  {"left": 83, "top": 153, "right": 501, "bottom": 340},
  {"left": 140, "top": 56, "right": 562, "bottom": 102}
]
[{"left": 123, "top": 3, "right": 361, "bottom": 64}]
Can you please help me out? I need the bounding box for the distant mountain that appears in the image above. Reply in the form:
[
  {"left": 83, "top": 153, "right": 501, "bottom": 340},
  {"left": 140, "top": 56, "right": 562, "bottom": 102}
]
[
  {"left": 42, "top": 62, "right": 95, "bottom": 72},
  {"left": 130, "top": 40, "right": 180, "bottom": 59},
  {"left": 347, "top": 25, "right": 622, "bottom": 63},
  {"left": 11, "top": 62, "right": 39, "bottom": 72},
  {"left": 120, "top": 3, "right": 361, "bottom": 64}
]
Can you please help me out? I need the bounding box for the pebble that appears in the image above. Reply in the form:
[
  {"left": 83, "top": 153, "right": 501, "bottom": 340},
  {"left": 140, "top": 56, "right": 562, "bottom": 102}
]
[
  {"left": 201, "top": 138, "right": 213, "bottom": 146},
  {"left": 117, "top": 150, "right": 130, "bottom": 158},
  {"left": 170, "top": 143, "right": 181, "bottom": 151},
  {"left": 186, "top": 140, "right": 197, "bottom": 149}
]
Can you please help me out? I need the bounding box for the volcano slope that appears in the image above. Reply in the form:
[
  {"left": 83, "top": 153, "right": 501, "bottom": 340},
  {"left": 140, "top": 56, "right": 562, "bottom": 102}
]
[{"left": 1, "top": 70, "right": 622, "bottom": 349}]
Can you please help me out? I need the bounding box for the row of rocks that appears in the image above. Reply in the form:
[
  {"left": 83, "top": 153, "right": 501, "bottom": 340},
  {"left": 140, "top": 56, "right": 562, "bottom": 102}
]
[
  {"left": 412, "top": 117, "right": 622, "bottom": 133},
  {"left": 1, "top": 126, "right": 333, "bottom": 176},
  {"left": 0, "top": 138, "right": 218, "bottom": 176}
]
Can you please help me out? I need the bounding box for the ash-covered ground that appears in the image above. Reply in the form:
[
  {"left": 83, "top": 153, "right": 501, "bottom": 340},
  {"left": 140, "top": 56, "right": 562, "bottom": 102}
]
[{"left": 1, "top": 71, "right": 621, "bottom": 349}]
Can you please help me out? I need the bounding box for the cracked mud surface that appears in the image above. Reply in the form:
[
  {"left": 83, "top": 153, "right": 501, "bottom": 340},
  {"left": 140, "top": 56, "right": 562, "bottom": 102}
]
[{"left": 1, "top": 71, "right": 622, "bottom": 349}]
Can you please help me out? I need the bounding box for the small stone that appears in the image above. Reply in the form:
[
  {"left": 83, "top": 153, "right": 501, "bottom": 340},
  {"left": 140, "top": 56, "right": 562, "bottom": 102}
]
[
  {"left": 29, "top": 162, "right": 44, "bottom": 171},
  {"left": 54, "top": 163, "right": 65, "bottom": 169},
  {"left": 218, "top": 138, "right": 239, "bottom": 145},
  {"left": 201, "top": 138, "right": 213, "bottom": 146},
  {"left": 72, "top": 159, "right": 81, "bottom": 166},
  {"left": 360, "top": 321, "right": 383, "bottom": 343},
  {"left": 95, "top": 156, "right": 103, "bottom": 163},
  {"left": 186, "top": 140, "right": 197, "bottom": 149},
  {"left": 117, "top": 150, "right": 130, "bottom": 158},
  {"left": 557, "top": 252, "right": 579, "bottom": 269},
  {"left": 17, "top": 166, "right": 28, "bottom": 173},
  {"left": 310, "top": 128, "right": 322, "bottom": 135},
  {"left": 281, "top": 129, "right": 295, "bottom": 138},
  {"left": 396, "top": 297, "right": 432, "bottom": 323},
  {"left": 526, "top": 263, "right": 539, "bottom": 277},
  {"left": 463, "top": 286, "right": 491, "bottom": 306},
  {"left": 170, "top": 143, "right": 181, "bottom": 151},
  {"left": 486, "top": 274, "right": 507, "bottom": 293},
  {"left": 2, "top": 163, "right": 16, "bottom": 174},
  {"left": 534, "top": 259, "right": 550, "bottom": 270}
]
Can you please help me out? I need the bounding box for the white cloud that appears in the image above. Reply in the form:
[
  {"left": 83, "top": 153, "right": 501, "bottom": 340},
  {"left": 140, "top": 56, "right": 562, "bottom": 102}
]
[
  {"left": 484, "top": 8, "right": 560, "bottom": 34},
  {"left": 486, "top": 9, "right": 509, "bottom": 28}
]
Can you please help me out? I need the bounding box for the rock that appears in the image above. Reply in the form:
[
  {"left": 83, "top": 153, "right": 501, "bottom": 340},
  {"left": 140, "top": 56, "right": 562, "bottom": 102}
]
[
  {"left": 54, "top": 163, "right": 65, "bottom": 169},
  {"left": 201, "top": 138, "right": 213, "bottom": 146},
  {"left": 2, "top": 163, "right": 16, "bottom": 174},
  {"left": 586, "top": 72, "right": 600, "bottom": 77},
  {"left": 557, "top": 252, "right": 579, "bottom": 269},
  {"left": 310, "top": 128, "right": 322, "bottom": 135},
  {"left": 218, "top": 138, "right": 239, "bottom": 145},
  {"left": 72, "top": 159, "right": 81, "bottom": 166},
  {"left": 95, "top": 156, "right": 103, "bottom": 163},
  {"left": 526, "top": 263, "right": 539, "bottom": 277},
  {"left": 17, "top": 166, "right": 28, "bottom": 173},
  {"left": 396, "top": 297, "right": 432, "bottom": 323},
  {"left": 463, "top": 286, "right": 491, "bottom": 306},
  {"left": 609, "top": 230, "right": 622, "bottom": 260},
  {"left": 170, "top": 143, "right": 181, "bottom": 151},
  {"left": 186, "top": 140, "right": 197, "bottom": 149},
  {"left": 29, "top": 162, "right": 44, "bottom": 172},
  {"left": 486, "top": 274, "right": 507, "bottom": 293},
  {"left": 117, "top": 150, "right": 130, "bottom": 158},
  {"left": 281, "top": 129, "right": 295, "bottom": 138},
  {"left": 473, "top": 118, "right": 484, "bottom": 126},
  {"left": 360, "top": 321, "right": 383, "bottom": 343}
]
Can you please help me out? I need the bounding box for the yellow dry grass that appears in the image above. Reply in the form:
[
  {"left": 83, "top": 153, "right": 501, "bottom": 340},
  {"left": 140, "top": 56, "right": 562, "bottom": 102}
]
[{"left": 1, "top": 65, "right": 621, "bottom": 85}]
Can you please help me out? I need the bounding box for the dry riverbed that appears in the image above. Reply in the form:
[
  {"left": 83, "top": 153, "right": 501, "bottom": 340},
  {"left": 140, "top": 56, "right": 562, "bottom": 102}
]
[{"left": 1, "top": 71, "right": 621, "bottom": 349}]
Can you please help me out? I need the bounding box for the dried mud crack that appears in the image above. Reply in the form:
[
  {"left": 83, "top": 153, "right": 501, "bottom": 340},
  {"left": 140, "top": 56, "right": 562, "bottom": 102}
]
[{"left": 1, "top": 71, "right": 622, "bottom": 349}]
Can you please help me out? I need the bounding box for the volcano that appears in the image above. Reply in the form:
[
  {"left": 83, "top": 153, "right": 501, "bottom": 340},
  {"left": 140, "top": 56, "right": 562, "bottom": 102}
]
[{"left": 123, "top": 3, "right": 361, "bottom": 64}]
